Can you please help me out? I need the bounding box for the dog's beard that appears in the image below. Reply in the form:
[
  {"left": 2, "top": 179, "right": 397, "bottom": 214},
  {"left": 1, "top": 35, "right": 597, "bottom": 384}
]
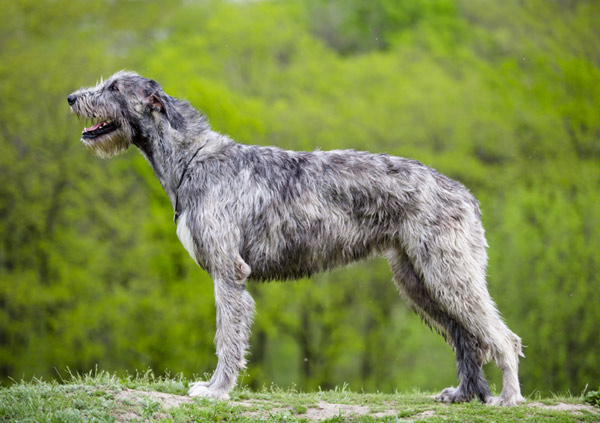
[
  {"left": 81, "top": 128, "right": 130, "bottom": 158},
  {"left": 71, "top": 98, "right": 131, "bottom": 158}
]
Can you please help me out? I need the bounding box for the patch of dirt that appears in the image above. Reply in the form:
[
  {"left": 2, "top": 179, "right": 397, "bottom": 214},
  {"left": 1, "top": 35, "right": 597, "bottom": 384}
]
[
  {"left": 417, "top": 410, "right": 436, "bottom": 418},
  {"left": 112, "top": 411, "right": 140, "bottom": 423},
  {"left": 304, "top": 400, "right": 399, "bottom": 420},
  {"left": 113, "top": 392, "right": 404, "bottom": 421},
  {"left": 116, "top": 389, "right": 194, "bottom": 408},
  {"left": 236, "top": 399, "right": 402, "bottom": 421},
  {"left": 109, "top": 390, "right": 599, "bottom": 422},
  {"left": 112, "top": 389, "right": 193, "bottom": 422},
  {"left": 527, "top": 402, "right": 599, "bottom": 414}
]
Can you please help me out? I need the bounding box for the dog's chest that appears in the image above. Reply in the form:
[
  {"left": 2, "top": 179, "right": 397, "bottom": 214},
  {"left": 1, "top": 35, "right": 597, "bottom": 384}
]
[{"left": 176, "top": 213, "right": 198, "bottom": 264}]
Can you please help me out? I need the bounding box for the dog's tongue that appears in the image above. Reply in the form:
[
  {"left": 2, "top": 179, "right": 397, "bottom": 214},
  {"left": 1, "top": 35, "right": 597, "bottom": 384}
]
[{"left": 84, "top": 121, "right": 106, "bottom": 133}]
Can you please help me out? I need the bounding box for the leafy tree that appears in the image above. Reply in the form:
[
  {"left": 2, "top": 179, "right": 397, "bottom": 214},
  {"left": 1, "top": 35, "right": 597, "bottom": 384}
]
[{"left": 1, "top": 0, "right": 598, "bottom": 396}]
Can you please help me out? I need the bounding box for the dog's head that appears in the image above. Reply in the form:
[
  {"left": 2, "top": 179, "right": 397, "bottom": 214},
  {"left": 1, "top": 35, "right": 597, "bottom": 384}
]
[{"left": 67, "top": 71, "right": 184, "bottom": 158}]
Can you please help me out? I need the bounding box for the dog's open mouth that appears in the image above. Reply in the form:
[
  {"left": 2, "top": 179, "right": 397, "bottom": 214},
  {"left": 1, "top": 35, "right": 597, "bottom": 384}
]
[{"left": 82, "top": 119, "right": 119, "bottom": 139}]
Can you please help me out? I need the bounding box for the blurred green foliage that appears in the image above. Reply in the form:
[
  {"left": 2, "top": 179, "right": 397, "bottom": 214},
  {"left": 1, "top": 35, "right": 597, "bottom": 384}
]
[
  {"left": 586, "top": 387, "right": 600, "bottom": 408},
  {"left": 0, "top": 0, "right": 598, "bottom": 396}
]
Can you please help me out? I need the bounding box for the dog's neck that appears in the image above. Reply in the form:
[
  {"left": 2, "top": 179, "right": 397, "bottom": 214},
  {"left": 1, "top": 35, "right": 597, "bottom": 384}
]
[
  {"left": 133, "top": 99, "right": 212, "bottom": 198},
  {"left": 133, "top": 120, "right": 228, "bottom": 218},
  {"left": 134, "top": 126, "right": 196, "bottom": 201}
]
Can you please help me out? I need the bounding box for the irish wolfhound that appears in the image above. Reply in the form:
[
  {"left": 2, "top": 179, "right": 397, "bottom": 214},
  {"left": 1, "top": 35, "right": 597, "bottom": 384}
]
[{"left": 67, "top": 71, "right": 524, "bottom": 405}]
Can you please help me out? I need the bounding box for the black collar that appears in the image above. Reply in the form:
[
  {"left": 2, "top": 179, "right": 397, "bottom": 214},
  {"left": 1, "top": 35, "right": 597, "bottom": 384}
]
[{"left": 173, "top": 144, "right": 205, "bottom": 224}]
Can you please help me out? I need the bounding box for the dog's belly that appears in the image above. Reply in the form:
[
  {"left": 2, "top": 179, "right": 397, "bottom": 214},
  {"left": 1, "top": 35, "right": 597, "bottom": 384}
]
[{"left": 241, "top": 222, "right": 383, "bottom": 281}]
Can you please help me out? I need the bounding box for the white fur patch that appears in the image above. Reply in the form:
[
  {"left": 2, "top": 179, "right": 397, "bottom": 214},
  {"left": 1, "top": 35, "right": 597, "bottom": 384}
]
[{"left": 176, "top": 213, "right": 197, "bottom": 264}]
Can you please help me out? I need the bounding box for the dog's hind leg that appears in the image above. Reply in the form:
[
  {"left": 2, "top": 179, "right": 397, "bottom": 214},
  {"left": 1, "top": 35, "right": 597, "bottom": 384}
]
[
  {"left": 408, "top": 228, "right": 524, "bottom": 406},
  {"left": 188, "top": 255, "right": 255, "bottom": 399},
  {"left": 388, "top": 250, "right": 492, "bottom": 403}
]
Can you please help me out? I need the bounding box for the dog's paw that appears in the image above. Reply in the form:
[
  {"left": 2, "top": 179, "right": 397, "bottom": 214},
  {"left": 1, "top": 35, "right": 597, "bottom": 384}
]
[
  {"left": 188, "top": 383, "right": 230, "bottom": 400},
  {"left": 435, "top": 387, "right": 471, "bottom": 403},
  {"left": 189, "top": 381, "right": 211, "bottom": 389},
  {"left": 486, "top": 394, "right": 525, "bottom": 407}
]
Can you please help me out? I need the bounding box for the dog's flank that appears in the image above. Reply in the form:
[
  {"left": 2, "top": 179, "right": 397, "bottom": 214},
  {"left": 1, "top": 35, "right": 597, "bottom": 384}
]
[{"left": 68, "top": 71, "right": 525, "bottom": 405}]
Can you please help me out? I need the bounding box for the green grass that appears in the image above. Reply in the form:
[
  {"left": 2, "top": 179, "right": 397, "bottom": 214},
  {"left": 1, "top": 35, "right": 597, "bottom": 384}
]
[{"left": 1, "top": 371, "right": 598, "bottom": 422}]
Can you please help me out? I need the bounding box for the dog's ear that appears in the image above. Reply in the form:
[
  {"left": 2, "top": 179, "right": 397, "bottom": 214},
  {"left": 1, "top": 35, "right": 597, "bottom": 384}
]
[
  {"left": 142, "top": 79, "right": 165, "bottom": 111},
  {"left": 147, "top": 92, "right": 164, "bottom": 112},
  {"left": 142, "top": 80, "right": 185, "bottom": 130}
]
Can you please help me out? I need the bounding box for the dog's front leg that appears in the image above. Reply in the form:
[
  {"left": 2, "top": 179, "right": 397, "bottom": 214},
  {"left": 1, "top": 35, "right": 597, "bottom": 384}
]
[{"left": 188, "top": 264, "right": 255, "bottom": 399}]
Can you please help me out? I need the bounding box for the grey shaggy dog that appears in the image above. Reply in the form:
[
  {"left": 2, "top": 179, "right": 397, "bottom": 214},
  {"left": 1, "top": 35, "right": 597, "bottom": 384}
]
[{"left": 68, "top": 71, "right": 525, "bottom": 406}]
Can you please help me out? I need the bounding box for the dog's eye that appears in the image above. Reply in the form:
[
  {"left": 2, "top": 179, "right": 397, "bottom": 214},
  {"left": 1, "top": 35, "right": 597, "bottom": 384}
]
[{"left": 109, "top": 83, "right": 119, "bottom": 92}]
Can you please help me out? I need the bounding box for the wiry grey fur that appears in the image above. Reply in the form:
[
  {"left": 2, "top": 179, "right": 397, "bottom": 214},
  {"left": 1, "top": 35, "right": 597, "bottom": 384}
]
[{"left": 68, "top": 71, "right": 525, "bottom": 406}]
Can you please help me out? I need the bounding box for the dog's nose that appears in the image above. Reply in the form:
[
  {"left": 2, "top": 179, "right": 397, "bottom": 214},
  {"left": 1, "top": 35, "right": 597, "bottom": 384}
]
[{"left": 67, "top": 94, "right": 77, "bottom": 106}]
